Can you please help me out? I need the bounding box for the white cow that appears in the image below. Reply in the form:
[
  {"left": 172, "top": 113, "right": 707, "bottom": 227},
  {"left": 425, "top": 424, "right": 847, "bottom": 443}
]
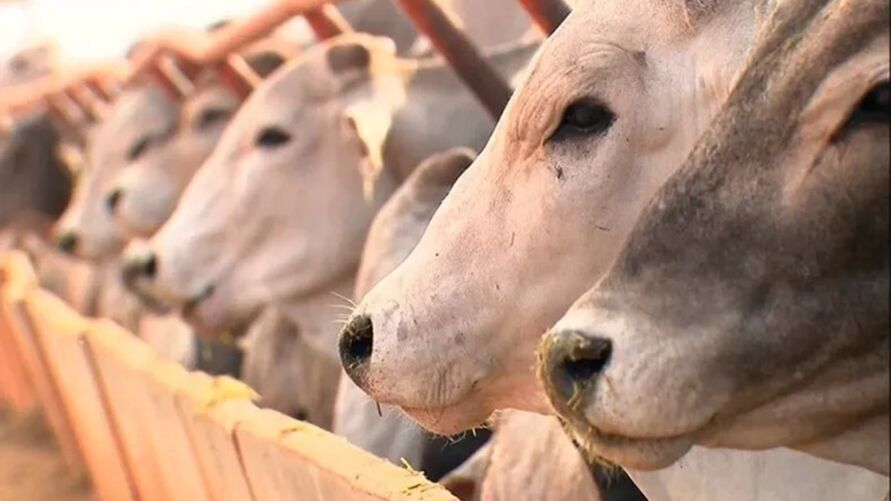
[
  {"left": 335, "top": 148, "right": 477, "bottom": 472},
  {"left": 120, "top": 25, "right": 536, "bottom": 484},
  {"left": 124, "top": 32, "right": 537, "bottom": 338},
  {"left": 341, "top": 0, "right": 889, "bottom": 499}
]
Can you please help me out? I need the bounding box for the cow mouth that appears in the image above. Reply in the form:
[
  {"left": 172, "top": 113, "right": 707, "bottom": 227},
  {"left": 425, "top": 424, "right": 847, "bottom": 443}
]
[
  {"left": 181, "top": 283, "right": 215, "bottom": 318},
  {"left": 400, "top": 394, "right": 494, "bottom": 436},
  {"left": 560, "top": 411, "right": 697, "bottom": 470},
  {"left": 540, "top": 354, "right": 700, "bottom": 470},
  {"left": 120, "top": 265, "right": 171, "bottom": 314}
]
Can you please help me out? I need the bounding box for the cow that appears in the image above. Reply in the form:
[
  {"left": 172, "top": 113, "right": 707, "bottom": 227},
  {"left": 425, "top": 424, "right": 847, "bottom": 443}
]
[
  {"left": 122, "top": 32, "right": 538, "bottom": 338},
  {"left": 0, "top": 42, "right": 59, "bottom": 86},
  {"left": 339, "top": 0, "right": 768, "bottom": 439},
  {"left": 118, "top": 25, "right": 536, "bottom": 489},
  {"left": 105, "top": 52, "right": 287, "bottom": 240},
  {"left": 539, "top": 0, "right": 889, "bottom": 476},
  {"left": 337, "top": 0, "right": 890, "bottom": 498},
  {"left": 336, "top": 148, "right": 498, "bottom": 482},
  {"left": 342, "top": 147, "right": 609, "bottom": 496},
  {"left": 54, "top": 82, "right": 179, "bottom": 260}
]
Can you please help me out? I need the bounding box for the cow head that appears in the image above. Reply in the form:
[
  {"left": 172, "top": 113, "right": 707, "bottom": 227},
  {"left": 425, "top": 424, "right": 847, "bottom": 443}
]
[
  {"left": 54, "top": 84, "right": 178, "bottom": 260},
  {"left": 0, "top": 42, "right": 58, "bottom": 86},
  {"left": 105, "top": 48, "right": 287, "bottom": 240},
  {"left": 539, "top": 0, "right": 889, "bottom": 473},
  {"left": 105, "top": 80, "right": 240, "bottom": 239},
  {"left": 123, "top": 34, "right": 408, "bottom": 335},
  {"left": 340, "top": 0, "right": 766, "bottom": 435}
]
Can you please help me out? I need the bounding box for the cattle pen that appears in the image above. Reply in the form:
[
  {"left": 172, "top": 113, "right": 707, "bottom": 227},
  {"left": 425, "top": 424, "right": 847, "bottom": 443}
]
[{"left": 0, "top": 250, "right": 457, "bottom": 501}]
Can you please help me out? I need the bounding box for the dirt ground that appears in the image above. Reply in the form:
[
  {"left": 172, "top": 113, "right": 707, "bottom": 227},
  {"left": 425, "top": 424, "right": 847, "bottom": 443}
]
[{"left": 0, "top": 407, "right": 95, "bottom": 501}]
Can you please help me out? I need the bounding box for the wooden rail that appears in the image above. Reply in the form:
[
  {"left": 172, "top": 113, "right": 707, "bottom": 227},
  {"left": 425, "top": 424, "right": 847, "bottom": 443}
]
[{"left": 0, "top": 251, "right": 457, "bottom": 501}]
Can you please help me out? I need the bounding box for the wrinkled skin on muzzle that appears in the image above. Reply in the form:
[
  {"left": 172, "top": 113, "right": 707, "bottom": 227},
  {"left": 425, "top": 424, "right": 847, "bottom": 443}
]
[
  {"left": 540, "top": 0, "right": 890, "bottom": 473},
  {"left": 345, "top": 0, "right": 762, "bottom": 435}
]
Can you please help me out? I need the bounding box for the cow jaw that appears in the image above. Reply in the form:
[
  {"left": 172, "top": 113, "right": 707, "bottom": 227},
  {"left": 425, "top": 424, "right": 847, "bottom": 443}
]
[{"left": 343, "top": 0, "right": 760, "bottom": 433}]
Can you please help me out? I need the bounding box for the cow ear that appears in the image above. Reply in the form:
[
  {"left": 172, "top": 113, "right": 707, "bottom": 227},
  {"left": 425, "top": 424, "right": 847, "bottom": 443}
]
[
  {"left": 327, "top": 42, "right": 372, "bottom": 73},
  {"left": 326, "top": 37, "right": 396, "bottom": 75},
  {"left": 243, "top": 50, "right": 287, "bottom": 78},
  {"left": 342, "top": 100, "right": 393, "bottom": 200},
  {"left": 241, "top": 37, "right": 300, "bottom": 78}
]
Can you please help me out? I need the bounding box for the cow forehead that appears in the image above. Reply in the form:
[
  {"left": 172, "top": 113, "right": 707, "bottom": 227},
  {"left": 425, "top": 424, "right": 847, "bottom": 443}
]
[
  {"left": 180, "top": 85, "right": 239, "bottom": 123},
  {"left": 90, "top": 86, "right": 178, "bottom": 162}
]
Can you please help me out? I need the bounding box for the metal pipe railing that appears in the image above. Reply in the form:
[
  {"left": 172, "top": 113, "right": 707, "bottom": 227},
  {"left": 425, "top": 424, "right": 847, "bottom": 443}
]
[
  {"left": 1, "top": 0, "right": 570, "bottom": 128},
  {"left": 518, "top": 0, "right": 570, "bottom": 34},
  {"left": 395, "top": 0, "right": 513, "bottom": 119},
  {"left": 125, "top": 0, "right": 350, "bottom": 99}
]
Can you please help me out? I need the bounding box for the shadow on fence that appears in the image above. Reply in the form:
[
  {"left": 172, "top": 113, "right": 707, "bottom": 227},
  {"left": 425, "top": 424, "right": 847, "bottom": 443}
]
[{"left": 0, "top": 250, "right": 456, "bottom": 501}]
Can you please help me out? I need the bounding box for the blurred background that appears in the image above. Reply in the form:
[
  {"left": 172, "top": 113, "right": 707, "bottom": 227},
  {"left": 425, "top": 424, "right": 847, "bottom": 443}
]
[{"left": 0, "top": 0, "right": 282, "bottom": 64}]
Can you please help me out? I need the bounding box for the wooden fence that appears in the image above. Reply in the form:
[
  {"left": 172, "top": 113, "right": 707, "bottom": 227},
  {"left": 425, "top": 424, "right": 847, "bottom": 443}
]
[{"left": 0, "top": 250, "right": 456, "bottom": 501}]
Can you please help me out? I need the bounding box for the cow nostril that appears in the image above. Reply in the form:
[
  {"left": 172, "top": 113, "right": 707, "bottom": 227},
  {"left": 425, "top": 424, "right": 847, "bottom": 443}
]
[
  {"left": 57, "top": 232, "right": 78, "bottom": 254},
  {"left": 142, "top": 253, "right": 157, "bottom": 279},
  {"left": 544, "top": 330, "right": 612, "bottom": 405},
  {"left": 339, "top": 314, "right": 374, "bottom": 383},
  {"left": 126, "top": 252, "right": 157, "bottom": 280},
  {"left": 105, "top": 189, "right": 123, "bottom": 213},
  {"left": 561, "top": 334, "right": 612, "bottom": 383}
]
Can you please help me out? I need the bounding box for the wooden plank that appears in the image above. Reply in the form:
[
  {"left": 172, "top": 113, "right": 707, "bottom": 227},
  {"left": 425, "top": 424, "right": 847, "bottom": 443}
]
[
  {"left": 236, "top": 408, "right": 458, "bottom": 501},
  {"left": 85, "top": 320, "right": 173, "bottom": 501},
  {"left": 23, "top": 290, "right": 137, "bottom": 501},
  {"left": 0, "top": 287, "right": 34, "bottom": 409},
  {"left": 0, "top": 253, "right": 83, "bottom": 470},
  {"left": 177, "top": 379, "right": 259, "bottom": 501},
  {"left": 139, "top": 359, "right": 214, "bottom": 501}
]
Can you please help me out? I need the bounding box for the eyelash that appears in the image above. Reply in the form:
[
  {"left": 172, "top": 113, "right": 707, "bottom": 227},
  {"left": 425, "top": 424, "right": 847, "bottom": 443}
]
[{"left": 550, "top": 100, "right": 616, "bottom": 142}]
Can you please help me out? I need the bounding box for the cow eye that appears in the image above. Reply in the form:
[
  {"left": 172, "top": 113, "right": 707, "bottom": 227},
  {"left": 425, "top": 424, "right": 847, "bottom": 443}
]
[
  {"left": 9, "top": 56, "right": 28, "bottom": 73},
  {"left": 127, "top": 136, "right": 152, "bottom": 161},
  {"left": 852, "top": 81, "right": 889, "bottom": 124},
  {"left": 255, "top": 126, "right": 292, "bottom": 148},
  {"left": 195, "top": 108, "right": 232, "bottom": 130},
  {"left": 832, "top": 81, "right": 889, "bottom": 141},
  {"left": 552, "top": 100, "right": 616, "bottom": 141}
]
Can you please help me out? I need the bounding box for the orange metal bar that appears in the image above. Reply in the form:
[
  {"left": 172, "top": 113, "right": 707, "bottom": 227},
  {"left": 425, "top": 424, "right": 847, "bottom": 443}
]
[
  {"left": 126, "top": 0, "right": 351, "bottom": 99},
  {"left": 153, "top": 54, "right": 198, "bottom": 100},
  {"left": 518, "top": 0, "right": 570, "bottom": 34},
  {"left": 304, "top": 4, "right": 353, "bottom": 39},
  {"left": 394, "top": 0, "right": 512, "bottom": 119},
  {"left": 45, "top": 93, "right": 85, "bottom": 127},
  {"left": 214, "top": 56, "right": 262, "bottom": 100}
]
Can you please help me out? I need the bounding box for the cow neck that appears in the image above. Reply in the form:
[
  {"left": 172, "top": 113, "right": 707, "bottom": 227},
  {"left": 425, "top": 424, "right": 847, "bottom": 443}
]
[
  {"left": 381, "top": 39, "right": 541, "bottom": 185},
  {"left": 278, "top": 267, "right": 357, "bottom": 360}
]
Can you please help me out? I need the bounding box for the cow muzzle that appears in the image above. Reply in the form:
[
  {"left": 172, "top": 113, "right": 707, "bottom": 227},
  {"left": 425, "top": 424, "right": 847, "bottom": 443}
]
[
  {"left": 120, "top": 248, "right": 169, "bottom": 313},
  {"left": 539, "top": 329, "right": 612, "bottom": 416},
  {"left": 338, "top": 313, "right": 374, "bottom": 388}
]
